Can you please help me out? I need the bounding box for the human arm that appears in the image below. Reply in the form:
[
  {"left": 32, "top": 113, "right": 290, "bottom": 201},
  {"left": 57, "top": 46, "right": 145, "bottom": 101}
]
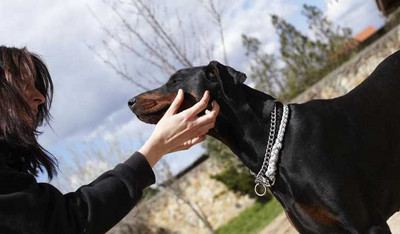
[{"left": 0, "top": 151, "right": 154, "bottom": 234}]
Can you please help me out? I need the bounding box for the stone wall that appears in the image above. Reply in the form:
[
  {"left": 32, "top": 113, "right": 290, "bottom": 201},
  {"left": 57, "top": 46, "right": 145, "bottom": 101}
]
[
  {"left": 109, "top": 157, "right": 254, "bottom": 234},
  {"left": 143, "top": 158, "right": 253, "bottom": 233}
]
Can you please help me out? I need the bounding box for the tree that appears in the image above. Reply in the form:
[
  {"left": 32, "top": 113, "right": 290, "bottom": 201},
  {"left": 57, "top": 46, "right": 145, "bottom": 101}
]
[
  {"left": 89, "top": 0, "right": 228, "bottom": 93},
  {"left": 242, "top": 35, "right": 283, "bottom": 96},
  {"left": 242, "top": 4, "right": 354, "bottom": 100},
  {"left": 302, "top": 4, "right": 354, "bottom": 66},
  {"left": 158, "top": 160, "right": 215, "bottom": 233},
  {"left": 201, "top": 0, "right": 229, "bottom": 65},
  {"left": 272, "top": 14, "right": 328, "bottom": 97}
]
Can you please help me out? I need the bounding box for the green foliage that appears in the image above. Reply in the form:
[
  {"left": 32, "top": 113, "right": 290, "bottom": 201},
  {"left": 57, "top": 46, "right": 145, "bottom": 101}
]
[
  {"left": 211, "top": 164, "right": 272, "bottom": 201},
  {"left": 242, "top": 4, "right": 355, "bottom": 101},
  {"left": 302, "top": 4, "right": 352, "bottom": 50},
  {"left": 142, "top": 187, "right": 159, "bottom": 201},
  {"left": 216, "top": 199, "right": 283, "bottom": 234},
  {"left": 211, "top": 166, "right": 253, "bottom": 194},
  {"left": 242, "top": 35, "right": 283, "bottom": 96},
  {"left": 204, "top": 137, "right": 271, "bottom": 201},
  {"left": 272, "top": 13, "right": 326, "bottom": 99}
]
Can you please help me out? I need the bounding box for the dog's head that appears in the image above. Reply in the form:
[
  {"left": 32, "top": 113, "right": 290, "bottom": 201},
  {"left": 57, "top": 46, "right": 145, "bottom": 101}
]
[{"left": 128, "top": 61, "right": 247, "bottom": 124}]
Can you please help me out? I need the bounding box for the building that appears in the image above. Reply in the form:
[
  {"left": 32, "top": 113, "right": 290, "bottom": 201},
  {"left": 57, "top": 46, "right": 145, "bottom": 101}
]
[{"left": 354, "top": 26, "right": 378, "bottom": 43}]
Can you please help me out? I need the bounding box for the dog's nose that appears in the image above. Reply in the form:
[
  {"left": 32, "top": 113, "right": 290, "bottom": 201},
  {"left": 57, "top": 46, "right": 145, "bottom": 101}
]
[{"left": 128, "top": 98, "right": 137, "bottom": 108}]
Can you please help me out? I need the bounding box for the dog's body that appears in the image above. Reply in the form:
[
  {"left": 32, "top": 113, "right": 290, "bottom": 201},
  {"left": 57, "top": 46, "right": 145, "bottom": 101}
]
[{"left": 130, "top": 51, "right": 400, "bottom": 233}]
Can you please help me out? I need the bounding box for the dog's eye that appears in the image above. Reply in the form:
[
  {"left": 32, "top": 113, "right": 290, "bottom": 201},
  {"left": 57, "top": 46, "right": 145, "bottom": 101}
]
[{"left": 167, "top": 79, "right": 179, "bottom": 86}]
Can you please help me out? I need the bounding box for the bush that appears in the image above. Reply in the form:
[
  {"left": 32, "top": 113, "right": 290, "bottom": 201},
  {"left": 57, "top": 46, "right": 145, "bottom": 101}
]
[
  {"left": 211, "top": 165, "right": 272, "bottom": 202},
  {"left": 142, "top": 187, "right": 159, "bottom": 201}
]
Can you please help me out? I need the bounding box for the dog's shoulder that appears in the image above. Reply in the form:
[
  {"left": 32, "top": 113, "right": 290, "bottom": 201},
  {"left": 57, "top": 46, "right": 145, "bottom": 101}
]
[
  {"left": 380, "top": 50, "right": 400, "bottom": 68},
  {"left": 370, "top": 50, "right": 400, "bottom": 78},
  {"left": 347, "top": 50, "right": 400, "bottom": 96}
]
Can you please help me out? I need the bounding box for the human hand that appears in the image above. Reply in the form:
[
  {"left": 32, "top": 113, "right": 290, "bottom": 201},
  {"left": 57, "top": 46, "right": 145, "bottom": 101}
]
[{"left": 139, "top": 89, "right": 220, "bottom": 166}]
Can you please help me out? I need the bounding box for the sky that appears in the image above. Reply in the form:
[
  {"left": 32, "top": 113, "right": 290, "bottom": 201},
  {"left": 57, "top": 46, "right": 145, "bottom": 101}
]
[{"left": 0, "top": 0, "right": 385, "bottom": 190}]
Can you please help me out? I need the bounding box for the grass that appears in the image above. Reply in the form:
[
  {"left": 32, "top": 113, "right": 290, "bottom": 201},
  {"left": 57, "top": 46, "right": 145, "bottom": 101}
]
[{"left": 216, "top": 198, "right": 283, "bottom": 234}]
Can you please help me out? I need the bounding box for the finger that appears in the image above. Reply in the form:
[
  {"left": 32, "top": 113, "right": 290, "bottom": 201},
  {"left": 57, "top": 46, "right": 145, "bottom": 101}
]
[
  {"left": 191, "top": 134, "right": 206, "bottom": 145},
  {"left": 194, "top": 135, "right": 207, "bottom": 145},
  {"left": 211, "top": 101, "right": 220, "bottom": 114},
  {"left": 192, "top": 101, "right": 220, "bottom": 127},
  {"left": 168, "top": 135, "right": 206, "bottom": 153},
  {"left": 181, "top": 90, "right": 210, "bottom": 118},
  {"left": 195, "top": 122, "right": 215, "bottom": 136},
  {"left": 169, "top": 137, "right": 195, "bottom": 152},
  {"left": 165, "top": 89, "right": 184, "bottom": 116},
  {"left": 186, "top": 122, "right": 213, "bottom": 141},
  {"left": 184, "top": 135, "right": 207, "bottom": 149},
  {"left": 168, "top": 139, "right": 194, "bottom": 153}
]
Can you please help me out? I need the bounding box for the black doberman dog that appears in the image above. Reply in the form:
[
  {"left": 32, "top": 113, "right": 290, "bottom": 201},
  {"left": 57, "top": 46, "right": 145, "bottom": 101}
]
[{"left": 128, "top": 51, "right": 400, "bottom": 233}]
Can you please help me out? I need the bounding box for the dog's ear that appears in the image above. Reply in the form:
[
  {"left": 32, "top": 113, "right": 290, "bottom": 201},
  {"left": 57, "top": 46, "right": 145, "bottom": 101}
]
[
  {"left": 207, "top": 61, "right": 246, "bottom": 101},
  {"left": 207, "top": 61, "right": 247, "bottom": 85},
  {"left": 227, "top": 66, "right": 247, "bottom": 85},
  {"left": 206, "top": 61, "right": 221, "bottom": 81}
]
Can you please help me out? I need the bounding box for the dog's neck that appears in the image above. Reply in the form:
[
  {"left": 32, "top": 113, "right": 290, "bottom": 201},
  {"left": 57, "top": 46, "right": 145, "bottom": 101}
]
[{"left": 209, "top": 84, "right": 283, "bottom": 173}]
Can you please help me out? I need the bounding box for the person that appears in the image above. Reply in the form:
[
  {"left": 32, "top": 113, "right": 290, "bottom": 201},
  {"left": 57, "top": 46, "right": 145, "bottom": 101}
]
[{"left": 0, "top": 46, "right": 220, "bottom": 234}]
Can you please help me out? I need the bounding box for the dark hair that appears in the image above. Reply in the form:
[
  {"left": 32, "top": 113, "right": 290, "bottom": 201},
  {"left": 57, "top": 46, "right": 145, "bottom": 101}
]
[{"left": 0, "top": 46, "right": 57, "bottom": 179}]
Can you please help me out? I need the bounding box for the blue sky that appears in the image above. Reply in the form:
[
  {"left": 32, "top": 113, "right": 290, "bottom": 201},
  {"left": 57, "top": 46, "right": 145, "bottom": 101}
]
[{"left": 0, "top": 0, "right": 385, "bottom": 191}]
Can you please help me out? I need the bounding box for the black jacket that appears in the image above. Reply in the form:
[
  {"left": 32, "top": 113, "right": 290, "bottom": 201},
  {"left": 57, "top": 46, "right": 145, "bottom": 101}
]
[{"left": 0, "top": 151, "right": 155, "bottom": 234}]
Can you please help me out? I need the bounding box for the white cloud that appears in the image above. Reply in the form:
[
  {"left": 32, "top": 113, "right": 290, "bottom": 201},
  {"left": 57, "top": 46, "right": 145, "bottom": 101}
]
[
  {"left": 96, "top": 117, "right": 153, "bottom": 144},
  {"left": 326, "top": 0, "right": 385, "bottom": 34}
]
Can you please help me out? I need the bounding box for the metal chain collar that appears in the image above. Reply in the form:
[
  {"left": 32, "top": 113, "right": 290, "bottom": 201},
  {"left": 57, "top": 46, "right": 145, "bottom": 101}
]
[{"left": 251, "top": 103, "right": 289, "bottom": 196}]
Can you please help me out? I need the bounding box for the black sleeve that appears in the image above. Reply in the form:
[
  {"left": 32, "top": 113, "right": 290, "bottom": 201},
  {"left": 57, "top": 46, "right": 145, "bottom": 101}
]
[{"left": 0, "top": 151, "right": 155, "bottom": 234}]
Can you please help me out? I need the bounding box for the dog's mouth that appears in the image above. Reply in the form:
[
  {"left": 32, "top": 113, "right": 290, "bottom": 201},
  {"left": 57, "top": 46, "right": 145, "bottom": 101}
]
[
  {"left": 136, "top": 104, "right": 170, "bottom": 124},
  {"left": 131, "top": 91, "right": 200, "bottom": 124},
  {"left": 130, "top": 91, "right": 176, "bottom": 124}
]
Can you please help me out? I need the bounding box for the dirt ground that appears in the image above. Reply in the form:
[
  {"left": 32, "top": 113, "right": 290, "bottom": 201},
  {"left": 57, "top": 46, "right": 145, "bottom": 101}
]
[{"left": 260, "top": 212, "right": 400, "bottom": 234}]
